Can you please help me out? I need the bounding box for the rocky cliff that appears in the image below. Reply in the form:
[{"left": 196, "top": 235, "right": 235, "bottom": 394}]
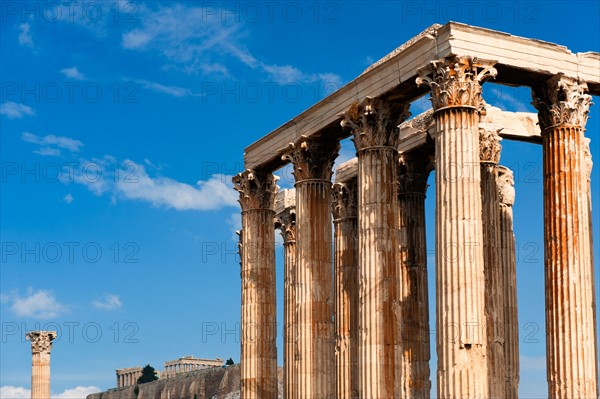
[{"left": 86, "top": 365, "right": 283, "bottom": 399}]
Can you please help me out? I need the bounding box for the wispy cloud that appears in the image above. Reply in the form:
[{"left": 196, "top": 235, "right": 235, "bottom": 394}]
[
  {"left": 18, "top": 23, "right": 33, "bottom": 47},
  {"left": 92, "top": 293, "right": 123, "bottom": 310},
  {"left": 4, "top": 288, "right": 68, "bottom": 319},
  {"left": 0, "top": 101, "right": 34, "bottom": 119},
  {"left": 63, "top": 194, "right": 74, "bottom": 204},
  {"left": 60, "top": 66, "right": 86, "bottom": 80},
  {"left": 0, "top": 385, "right": 101, "bottom": 399},
  {"left": 120, "top": 3, "right": 341, "bottom": 86},
  {"left": 21, "top": 132, "right": 84, "bottom": 156},
  {"left": 137, "top": 79, "right": 199, "bottom": 97}
]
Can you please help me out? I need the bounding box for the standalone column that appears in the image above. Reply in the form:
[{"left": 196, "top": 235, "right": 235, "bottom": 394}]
[
  {"left": 497, "top": 166, "right": 519, "bottom": 398},
  {"left": 274, "top": 194, "right": 297, "bottom": 399},
  {"left": 232, "top": 169, "right": 278, "bottom": 399},
  {"left": 397, "top": 149, "right": 432, "bottom": 398},
  {"left": 342, "top": 97, "right": 409, "bottom": 398},
  {"left": 282, "top": 136, "right": 339, "bottom": 398},
  {"left": 479, "top": 127, "right": 505, "bottom": 399},
  {"left": 26, "top": 331, "right": 57, "bottom": 399},
  {"left": 417, "top": 56, "right": 496, "bottom": 398},
  {"left": 532, "top": 75, "right": 598, "bottom": 398},
  {"left": 332, "top": 180, "right": 359, "bottom": 399}
]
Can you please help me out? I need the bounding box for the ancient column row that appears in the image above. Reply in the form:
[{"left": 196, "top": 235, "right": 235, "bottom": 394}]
[
  {"left": 233, "top": 57, "right": 597, "bottom": 399},
  {"left": 116, "top": 367, "right": 142, "bottom": 387},
  {"left": 27, "top": 331, "right": 57, "bottom": 399}
]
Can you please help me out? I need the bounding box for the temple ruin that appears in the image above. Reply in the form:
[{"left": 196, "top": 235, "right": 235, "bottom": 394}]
[{"left": 232, "top": 22, "right": 599, "bottom": 399}]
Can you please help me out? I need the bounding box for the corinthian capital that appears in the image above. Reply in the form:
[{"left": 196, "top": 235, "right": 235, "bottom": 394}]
[
  {"left": 281, "top": 135, "right": 340, "bottom": 182},
  {"left": 532, "top": 75, "right": 592, "bottom": 130},
  {"left": 416, "top": 56, "right": 497, "bottom": 111},
  {"left": 232, "top": 169, "right": 278, "bottom": 211},
  {"left": 340, "top": 97, "right": 410, "bottom": 151},
  {"left": 274, "top": 208, "right": 296, "bottom": 243},
  {"left": 497, "top": 166, "right": 515, "bottom": 206},
  {"left": 332, "top": 180, "right": 358, "bottom": 220},
  {"left": 26, "top": 331, "right": 57, "bottom": 354},
  {"left": 479, "top": 127, "right": 502, "bottom": 164}
]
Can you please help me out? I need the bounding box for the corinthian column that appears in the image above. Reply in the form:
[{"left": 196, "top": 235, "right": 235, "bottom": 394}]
[
  {"left": 274, "top": 190, "right": 297, "bottom": 399},
  {"left": 26, "top": 330, "right": 57, "bottom": 399},
  {"left": 282, "top": 136, "right": 339, "bottom": 398},
  {"left": 397, "top": 148, "right": 433, "bottom": 398},
  {"left": 479, "top": 127, "right": 505, "bottom": 399},
  {"left": 532, "top": 75, "right": 598, "bottom": 398},
  {"left": 497, "top": 166, "right": 519, "bottom": 399},
  {"left": 332, "top": 179, "right": 359, "bottom": 399},
  {"left": 232, "top": 170, "right": 278, "bottom": 399},
  {"left": 341, "top": 97, "right": 409, "bottom": 398},
  {"left": 417, "top": 56, "right": 497, "bottom": 398}
]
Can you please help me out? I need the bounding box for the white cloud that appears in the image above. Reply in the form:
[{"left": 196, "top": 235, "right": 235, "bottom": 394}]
[
  {"left": 120, "top": 4, "right": 341, "bottom": 85},
  {"left": 1, "top": 386, "right": 30, "bottom": 398},
  {"left": 21, "top": 132, "right": 84, "bottom": 156},
  {"left": 18, "top": 23, "right": 33, "bottom": 47},
  {"left": 53, "top": 386, "right": 101, "bottom": 398},
  {"left": 0, "top": 386, "right": 101, "bottom": 399},
  {"left": 115, "top": 161, "right": 238, "bottom": 210},
  {"left": 67, "top": 157, "right": 238, "bottom": 211},
  {"left": 64, "top": 194, "right": 74, "bottom": 204},
  {"left": 92, "top": 293, "right": 122, "bottom": 310},
  {"left": 60, "top": 66, "right": 86, "bottom": 80},
  {"left": 7, "top": 288, "right": 67, "bottom": 319},
  {"left": 0, "top": 102, "right": 34, "bottom": 119}
]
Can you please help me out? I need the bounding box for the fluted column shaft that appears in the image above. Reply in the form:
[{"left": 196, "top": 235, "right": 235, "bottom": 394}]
[
  {"left": 497, "top": 166, "right": 519, "bottom": 398},
  {"left": 342, "top": 97, "right": 409, "bottom": 398},
  {"left": 332, "top": 180, "right": 359, "bottom": 399},
  {"left": 479, "top": 129, "right": 505, "bottom": 399},
  {"left": 283, "top": 137, "right": 339, "bottom": 399},
  {"left": 533, "top": 75, "right": 598, "bottom": 398},
  {"left": 233, "top": 170, "right": 278, "bottom": 399},
  {"left": 275, "top": 205, "right": 296, "bottom": 399},
  {"left": 398, "top": 151, "right": 432, "bottom": 398},
  {"left": 31, "top": 352, "right": 51, "bottom": 399},
  {"left": 417, "top": 56, "right": 497, "bottom": 399}
]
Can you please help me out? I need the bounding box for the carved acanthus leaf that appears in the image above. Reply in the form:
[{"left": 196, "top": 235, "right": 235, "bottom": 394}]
[
  {"left": 340, "top": 97, "right": 410, "bottom": 151},
  {"left": 497, "top": 166, "right": 515, "bottom": 206},
  {"left": 26, "top": 331, "right": 57, "bottom": 354},
  {"left": 416, "top": 56, "right": 497, "bottom": 111},
  {"left": 281, "top": 135, "right": 340, "bottom": 182},
  {"left": 532, "top": 75, "right": 592, "bottom": 130},
  {"left": 479, "top": 127, "right": 502, "bottom": 164},
  {"left": 332, "top": 180, "right": 358, "bottom": 220},
  {"left": 232, "top": 169, "right": 278, "bottom": 211}
]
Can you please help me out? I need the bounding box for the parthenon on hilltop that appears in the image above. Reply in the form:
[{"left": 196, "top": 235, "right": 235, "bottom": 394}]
[{"left": 232, "top": 22, "right": 599, "bottom": 399}]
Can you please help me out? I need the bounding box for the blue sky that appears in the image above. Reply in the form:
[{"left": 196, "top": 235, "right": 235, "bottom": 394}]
[{"left": 1, "top": 1, "right": 598, "bottom": 398}]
